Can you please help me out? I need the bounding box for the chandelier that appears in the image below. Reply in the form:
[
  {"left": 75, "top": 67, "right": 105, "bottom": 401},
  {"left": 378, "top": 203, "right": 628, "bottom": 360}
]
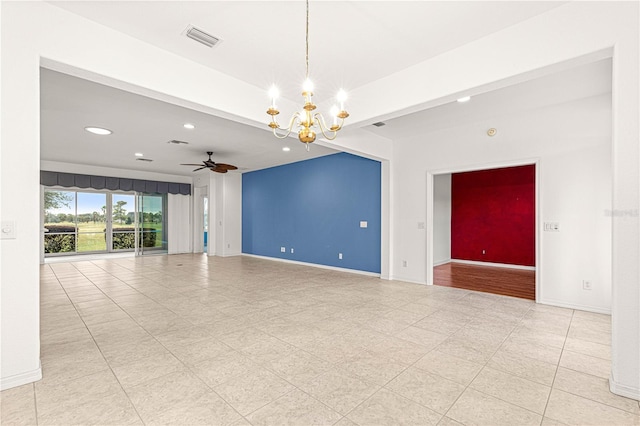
[{"left": 266, "top": 0, "right": 349, "bottom": 150}]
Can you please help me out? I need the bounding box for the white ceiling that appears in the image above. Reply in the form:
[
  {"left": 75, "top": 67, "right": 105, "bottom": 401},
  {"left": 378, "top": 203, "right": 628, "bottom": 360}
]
[
  {"left": 40, "top": 68, "right": 339, "bottom": 176},
  {"left": 40, "top": 1, "right": 614, "bottom": 177},
  {"left": 366, "top": 58, "right": 613, "bottom": 140},
  {"left": 47, "top": 1, "right": 565, "bottom": 103}
]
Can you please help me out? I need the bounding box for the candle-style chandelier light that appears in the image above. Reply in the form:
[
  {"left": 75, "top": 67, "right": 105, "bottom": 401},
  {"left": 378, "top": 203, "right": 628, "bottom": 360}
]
[{"left": 266, "top": 0, "right": 349, "bottom": 150}]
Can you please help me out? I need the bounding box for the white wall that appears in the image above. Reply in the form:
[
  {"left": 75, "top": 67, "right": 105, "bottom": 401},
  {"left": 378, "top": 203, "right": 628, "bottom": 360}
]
[
  {"left": 433, "top": 174, "right": 452, "bottom": 265},
  {"left": 167, "top": 194, "right": 191, "bottom": 254},
  {"left": 394, "top": 95, "right": 612, "bottom": 313},
  {"left": 210, "top": 173, "right": 242, "bottom": 257},
  {"left": 539, "top": 144, "right": 612, "bottom": 310}
]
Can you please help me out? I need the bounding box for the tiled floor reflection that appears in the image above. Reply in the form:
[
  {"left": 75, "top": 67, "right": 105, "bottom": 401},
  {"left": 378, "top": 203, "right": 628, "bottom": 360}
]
[{"left": 2, "top": 254, "right": 638, "bottom": 425}]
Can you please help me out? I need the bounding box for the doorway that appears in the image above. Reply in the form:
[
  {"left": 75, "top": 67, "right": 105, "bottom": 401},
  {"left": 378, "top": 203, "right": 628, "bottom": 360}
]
[
  {"left": 428, "top": 162, "right": 538, "bottom": 300},
  {"left": 192, "top": 186, "right": 209, "bottom": 254},
  {"left": 136, "top": 193, "right": 168, "bottom": 255},
  {"left": 203, "top": 196, "right": 209, "bottom": 251}
]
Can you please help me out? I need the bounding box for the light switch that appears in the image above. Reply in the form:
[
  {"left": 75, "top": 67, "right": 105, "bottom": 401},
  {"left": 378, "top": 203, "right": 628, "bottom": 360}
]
[
  {"left": 360, "top": 221, "right": 368, "bottom": 228},
  {"left": 1, "top": 221, "right": 16, "bottom": 239},
  {"left": 544, "top": 222, "right": 560, "bottom": 232},
  {"left": 417, "top": 222, "right": 425, "bottom": 229}
]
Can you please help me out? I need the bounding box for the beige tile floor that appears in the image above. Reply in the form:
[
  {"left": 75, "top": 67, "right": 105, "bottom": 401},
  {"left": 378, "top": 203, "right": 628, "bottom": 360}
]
[{"left": 2, "top": 254, "right": 639, "bottom": 425}]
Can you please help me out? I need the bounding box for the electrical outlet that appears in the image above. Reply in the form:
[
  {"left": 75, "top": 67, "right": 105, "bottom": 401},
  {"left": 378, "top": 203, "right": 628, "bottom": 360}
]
[
  {"left": 338, "top": 253, "right": 343, "bottom": 260},
  {"left": 291, "top": 248, "right": 294, "bottom": 254},
  {"left": 582, "top": 280, "right": 593, "bottom": 290},
  {"left": 482, "top": 249, "right": 486, "bottom": 255},
  {"left": 402, "top": 260, "right": 408, "bottom": 267},
  {"left": 280, "top": 247, "right": 285, "bottom": 253}
]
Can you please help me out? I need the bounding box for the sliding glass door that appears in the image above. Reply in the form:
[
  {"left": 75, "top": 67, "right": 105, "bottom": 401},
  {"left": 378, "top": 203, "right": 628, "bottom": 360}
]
[
  {"left": 76, "top": 192, "right": 108, "bottom": 252},
  {"left": 136, "top": 193, "right": 167, "bottom": 255},
  {"left": 44, "top": 189, "right": 167, "bottom": 256},
  {"left": 43, "top": 190, "right": 77, "bottom": 254},
  {"left": 112, "top": 193, "right": 136, "bottom": 251}
]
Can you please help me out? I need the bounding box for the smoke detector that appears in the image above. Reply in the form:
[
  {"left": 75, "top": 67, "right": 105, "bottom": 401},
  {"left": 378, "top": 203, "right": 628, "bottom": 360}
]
[{"left": 184, "top": 25, "right": 221, "bottom": 48}]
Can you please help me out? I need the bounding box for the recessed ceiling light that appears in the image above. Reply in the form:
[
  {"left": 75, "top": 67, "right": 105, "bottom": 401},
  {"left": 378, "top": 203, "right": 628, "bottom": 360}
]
[
  {"left": 183, "top": 123, "right": 195, "bottom": 130},
  {"left": 457, "top": 96, "right": 471, "bottom": 103},
  {"left": 85, "top": 126, "right": 112, "bottom": 135},
  {"left": 134, "top": 153, "right": 144, "bottom": 157},
  {"left": 282, "top": 147, "right": 291, "bottom": 152}
]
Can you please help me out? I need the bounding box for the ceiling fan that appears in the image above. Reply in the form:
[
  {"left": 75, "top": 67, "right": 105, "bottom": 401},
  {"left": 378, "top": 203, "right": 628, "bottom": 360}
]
[{"left": 181, "top": 151, "right": 238, "bottom": 174}]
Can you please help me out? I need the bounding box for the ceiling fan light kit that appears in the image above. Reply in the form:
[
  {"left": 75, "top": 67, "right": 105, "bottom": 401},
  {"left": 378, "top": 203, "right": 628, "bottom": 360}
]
[{"left": 266, "top": 0, "right": 349, "bottom": 150}]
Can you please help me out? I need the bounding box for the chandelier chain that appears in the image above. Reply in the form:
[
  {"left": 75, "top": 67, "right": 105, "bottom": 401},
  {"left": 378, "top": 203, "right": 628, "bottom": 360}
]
[
  {"left": 305, "top": 0, "right": 310, "bottom": 79},
  {"left": 266, "top": 0, "right": 349, "bottom": 146}
]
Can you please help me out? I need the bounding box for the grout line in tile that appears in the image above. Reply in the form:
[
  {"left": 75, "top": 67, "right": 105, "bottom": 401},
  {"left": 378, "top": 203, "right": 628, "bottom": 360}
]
[
  {"left": 437, "top": 302, "right": 538, "bottom": 421},
  {"left": 541, "top": 308, "right": 575, "bottom": 421},
  {"left": 32, "top": 382, "right": 39, "bottom": 426},
  {"left": 46, "top": 263, "right": 147, "bottom": 425}
]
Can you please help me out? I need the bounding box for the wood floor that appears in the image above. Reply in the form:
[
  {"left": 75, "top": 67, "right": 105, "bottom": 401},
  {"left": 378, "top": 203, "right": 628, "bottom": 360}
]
[{"left": 434, "top": 262, "right": 535, "bottom": 300}]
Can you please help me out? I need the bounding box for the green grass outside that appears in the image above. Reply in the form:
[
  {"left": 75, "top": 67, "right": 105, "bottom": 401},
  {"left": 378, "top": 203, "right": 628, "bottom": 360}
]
[{"left": 45, "top": 221, "right": 164, "bottom": 252}]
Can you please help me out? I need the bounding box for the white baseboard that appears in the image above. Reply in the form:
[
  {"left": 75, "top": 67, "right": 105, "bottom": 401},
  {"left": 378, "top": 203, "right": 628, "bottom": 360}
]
[
  {"left": 1, "top": 364, "right": 42, "bottom": 391},
  {"left": 451, "top": 259, "right": 536, "bottom": 271},
  {"left": 537, "top": 298, "right": 611, "bottom": 315},
  {"left": 242, "top": 254, "right": 381, "bottom": 277},
  {"left": 610, "top": 374, "right": 640, "bottom": 401},
  {"left": 220, "top": 251, "right": 242, "bottom": 258},
  {"left": 434, "top": 259, "right": 451, "bottom": 267},
  {"left": 388, "top": 275, "right": 427, "bottom": 285}
]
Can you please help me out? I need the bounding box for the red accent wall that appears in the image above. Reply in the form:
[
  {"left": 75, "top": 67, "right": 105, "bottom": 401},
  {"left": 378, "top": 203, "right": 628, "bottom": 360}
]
[{"left": 451, "top": 165, "right": 535, "bottom": 267}]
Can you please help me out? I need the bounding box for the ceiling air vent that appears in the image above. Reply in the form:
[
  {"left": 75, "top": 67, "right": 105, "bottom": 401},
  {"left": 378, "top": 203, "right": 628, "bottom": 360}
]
[
  {"left": 372, "top": 121, "right": 386, "bottom": 127},
  {"left": 136, "top": 158, "right": 153, "bottom": 162},
  {"left": 167, "top": 140, "right": 189, "bottom": 145},
  {"left": 184, "top": 25, "right": 221, "bottom": 48}
]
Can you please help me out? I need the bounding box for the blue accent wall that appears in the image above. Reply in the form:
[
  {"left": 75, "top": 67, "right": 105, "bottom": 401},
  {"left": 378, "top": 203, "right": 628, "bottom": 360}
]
[{"left": 242, "top": 152, "right": 381, "bottom": 273}]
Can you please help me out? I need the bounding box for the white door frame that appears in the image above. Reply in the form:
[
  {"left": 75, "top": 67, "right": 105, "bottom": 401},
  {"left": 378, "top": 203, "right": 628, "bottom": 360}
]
[
  {"left": 192, "top": 186, "right": 207, "bottom": 253},
  {"left": 426, "top": 158, "right": 540, "bottom": 302}
]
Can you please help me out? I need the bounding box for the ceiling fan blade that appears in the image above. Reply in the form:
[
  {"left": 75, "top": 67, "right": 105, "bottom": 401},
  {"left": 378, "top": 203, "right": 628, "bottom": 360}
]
[
  {"left": 192, "top": 166, "right": 207, "bottom": 171},
  {"left": 181, "top": 163, "right": 204, "bottom": 166},
  {"left": 214, "top": 163, "right": 238, "bottom": 170},
  {"left": 211, "top": 168, "right": 228, "bottom": 173}
]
